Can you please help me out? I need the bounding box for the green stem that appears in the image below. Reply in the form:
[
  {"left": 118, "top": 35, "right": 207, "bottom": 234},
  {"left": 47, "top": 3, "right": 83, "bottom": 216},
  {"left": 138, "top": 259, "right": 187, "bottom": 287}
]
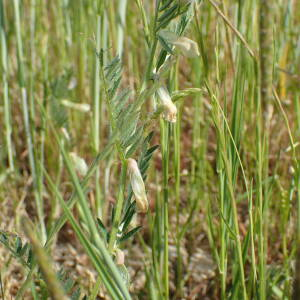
[
  {"left": 161, "top": 119, "right": 170, "bottom": 299},
  {"left": 93, "top": 13, "right": 102, "bottom": 217},
  {"left": 108, "top": 160, "right": 128, "bottom": 252},
  {"left": 13, "top": 0, "right": 46, "bottom": 243},
  {"left": 0, "top": 0, "right": 14, "bottom": 172}
]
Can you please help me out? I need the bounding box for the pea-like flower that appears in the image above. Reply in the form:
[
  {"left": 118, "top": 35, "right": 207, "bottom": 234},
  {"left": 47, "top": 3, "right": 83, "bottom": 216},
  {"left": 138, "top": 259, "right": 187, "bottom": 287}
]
[
  {"left": 159, "top": 30, "right": 200, "bottom": 58},
  {"left": 69, "top": 152, "right": 88, "bottom": 177},
  {"left": 128, "top": 158, "right": 148, "bottom": 213},
  {"left": 172, "top": 37, "right": 200, "bottom": 58},
  {"left": 157, "top": 86, "right": 177, "bottom": 123}
]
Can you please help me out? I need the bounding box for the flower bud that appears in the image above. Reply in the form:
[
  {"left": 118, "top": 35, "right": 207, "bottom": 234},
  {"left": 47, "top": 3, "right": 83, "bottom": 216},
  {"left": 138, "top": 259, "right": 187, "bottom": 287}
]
[
  {"left": 127, "top": 158, "right": 148, "bottom": 213},
  {"left": 69, "top": 152, "right": 88, "bottom": 176},
  {"left": 157, "top": 86, "right": 177, "bottom": 123}
]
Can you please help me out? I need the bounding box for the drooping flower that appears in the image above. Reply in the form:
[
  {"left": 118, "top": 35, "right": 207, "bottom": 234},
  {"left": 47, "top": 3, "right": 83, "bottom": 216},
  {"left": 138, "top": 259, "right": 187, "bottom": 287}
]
[
  {"left": 172, "top": 37, "right": 200, "bottom": 58},
  {"left": 69, "top": 152, "right": 88, "bottom": 176},
  {"left": 157, "top": 86, "right": 177, "bottom": 123},
  {"left": 159, "top": 30, "right": 200, "bottom": 58},
  {"left": 127, "top": 158, "right": 148, "bottom": 213}
]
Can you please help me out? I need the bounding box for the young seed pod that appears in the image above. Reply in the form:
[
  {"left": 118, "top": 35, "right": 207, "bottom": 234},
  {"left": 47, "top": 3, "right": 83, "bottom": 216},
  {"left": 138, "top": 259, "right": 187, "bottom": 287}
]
[
  {"left": 157, "top": 86, "right": 177, "bottom": 123},
  {"left": 127, "top": 158, "right": 148, "bottom": 213},
  {"left": 69, "top": 152, "right": 88, "bottom": 177}
]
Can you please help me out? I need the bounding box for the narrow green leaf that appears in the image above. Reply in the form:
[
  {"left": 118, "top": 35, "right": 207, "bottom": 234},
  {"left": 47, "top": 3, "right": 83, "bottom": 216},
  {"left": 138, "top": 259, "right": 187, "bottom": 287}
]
[{"left": 119, "top": 226, "right": 142, "bottom": 243}]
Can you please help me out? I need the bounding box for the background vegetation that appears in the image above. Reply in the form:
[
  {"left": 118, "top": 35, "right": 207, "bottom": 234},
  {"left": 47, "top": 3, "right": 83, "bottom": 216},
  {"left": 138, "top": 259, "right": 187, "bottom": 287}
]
[{"left": 0, "top": 0, "right": 300, "bottom": 299}]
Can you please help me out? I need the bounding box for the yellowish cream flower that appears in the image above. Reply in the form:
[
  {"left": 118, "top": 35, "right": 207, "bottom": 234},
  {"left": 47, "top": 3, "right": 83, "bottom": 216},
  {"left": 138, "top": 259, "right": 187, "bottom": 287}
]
[
  {"left": 127, "top": 158, "right": 148, "bottom": 213},
  {"left": 172, "top": 37, "right": 200, "bottom": 58},
  {"left": 69, "top": 152, "right": 88, "bottom": 176},
  {"left": 159, "top": 30, "right": 200, "bottom": 58},
  {"left": 157, "top": 86, "right": 177, "bottom": 123}
]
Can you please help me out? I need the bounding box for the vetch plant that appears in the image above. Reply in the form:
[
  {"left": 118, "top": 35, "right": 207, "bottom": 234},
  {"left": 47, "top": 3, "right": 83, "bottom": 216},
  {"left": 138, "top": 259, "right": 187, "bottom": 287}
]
[{"left": 1, "top": 0, "right": 299, "bottom": 299}]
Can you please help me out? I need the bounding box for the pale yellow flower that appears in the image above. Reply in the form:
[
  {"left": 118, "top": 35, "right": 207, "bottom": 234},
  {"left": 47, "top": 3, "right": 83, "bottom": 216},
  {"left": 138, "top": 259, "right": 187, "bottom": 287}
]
[
  {"left": 127, "top": 158, "right": 148, "bottom": 213},
  {"left": 159, "top": 30, "right": 200, "bottom": 58},
  {"left": 157, "top": 86, "right": 177, "bottom": 123},
  {"left": 69, "top": 152, "right": 88, "bottom": 176},
  {"left": 173, "top": 37, "right": 200, "bottom": 58}
]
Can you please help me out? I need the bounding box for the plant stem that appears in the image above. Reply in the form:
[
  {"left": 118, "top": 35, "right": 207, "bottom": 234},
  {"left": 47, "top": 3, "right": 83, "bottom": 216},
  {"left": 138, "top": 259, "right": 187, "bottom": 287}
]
[
  {"left": 13, "top": 0, "right": 46, "bottom": 243},
  {"left": 93, "top": 13, "right": 102, "bottom": 217},
  {"left": 161, "top": 119, "right": 170, "bottom": 299},
  {"left": 0, "top": 0, "right": 14, "bottom": 172},
  {"left": 108, "top": 160, "right": 128, "bottom": 252}
]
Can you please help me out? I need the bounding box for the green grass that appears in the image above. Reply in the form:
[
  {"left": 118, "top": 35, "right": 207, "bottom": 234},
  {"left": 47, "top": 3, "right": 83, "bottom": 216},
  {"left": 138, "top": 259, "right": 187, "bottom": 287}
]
[{"left": 0, "top": 0, "right": 300, "bottom": 299}]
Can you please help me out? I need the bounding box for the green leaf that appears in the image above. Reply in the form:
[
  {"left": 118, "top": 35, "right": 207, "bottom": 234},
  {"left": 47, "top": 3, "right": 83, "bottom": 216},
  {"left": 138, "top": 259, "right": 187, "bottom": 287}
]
[
  {"left": 96, "top": 218, "right": 109, "bottom": 242},
  {"left": 122, "top": 126, "right": 144, "bottom": 149},
  {"left": 121, "top": 202, "right": 136, "bottom": 232},
  {"left": 124, "top": 134, "right": 144, "bottom": 158},
  {"left": 19, "top": 243, "right": 29, "bottom": 257},
  {"left": 157, "top": 35, "right": 174, "bottom": 55},
  {"left": 156, "top": 49, "right": 168, "bottom": 71},
  {"left": 159, "top": 0, "right": 174, "bottom": 12},
  {"left": 70, "top": 288, "right": 81, "bottom": 300},
  {"left": 15, "top": 236, "right": 22, "bottom": 253},
  {"left": 157, "top": 4, "right": 178, "bottom": 23},
  {"left": 27, "top": 249, "right": 33, "bottom": 266},
  {"left": 119, "top": 226, "right": 142, "bottom": 243}
]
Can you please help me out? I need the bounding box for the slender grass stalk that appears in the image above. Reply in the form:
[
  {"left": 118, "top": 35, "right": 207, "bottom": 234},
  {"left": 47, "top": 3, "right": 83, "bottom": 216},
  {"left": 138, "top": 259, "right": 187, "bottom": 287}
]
[
  {"left": 258, "top": 1, "right": 274, "bottom": 298},
  {"left": 207, "top": 83, "right": 248, "bottom": 299},
  {"left": 135, "top": 0, "right": 150, "bottom": 46},
  {"left": 15, "top": 143, "right": 114, "bottom": 299},
  {"left": 207, "top": 0, "right": 255, "bottom": 60},
  {"left": 255, "top": 69, "right": 266, "bottom": 300},
  {"left": 214, "top": 26, "right": 227, "bottom": 299},
  {"left": 172, "top": 62, "right": 183, "bottom": 297},
  {"left": 44, "top": 170, "right": 131, "bottom": 300},
  {"left": 23, "top": 219, "right": 68, "bottom": 300},
  {"left": 117, "top": 0, "right": 127, "bottom": 57},
  {"left": 29, "top": 0, "right": 36, "bottom": 130},
  {"left": 248, "top": 181, "right": 257, "bottom": 298},
  {"left": 13, "top": 0, "right": 46, "bottom": 243},
  {"left": 220, "top": 0, "right": 235, "bottom": 73},
  {"left": 160, "top": 119, "right": 170, "bottom": 300},
  {"left": 0, "top": 0, "right": 14, "bottom": 172},
  {"left": 93, "top": 11, "right": 102, "bottom": 217},
  {"left": 108, "top": 161, "right": 128, "bottom": 252},
  {"left": 46, "top": 113, "right": 132, "bottom": 298}
]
